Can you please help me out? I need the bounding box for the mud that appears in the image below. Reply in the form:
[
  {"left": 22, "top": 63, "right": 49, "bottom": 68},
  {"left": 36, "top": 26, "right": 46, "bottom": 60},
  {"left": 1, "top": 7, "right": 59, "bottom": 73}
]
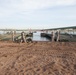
[{"left": 0, "top": 41, "right": 76, "bottom": 75}]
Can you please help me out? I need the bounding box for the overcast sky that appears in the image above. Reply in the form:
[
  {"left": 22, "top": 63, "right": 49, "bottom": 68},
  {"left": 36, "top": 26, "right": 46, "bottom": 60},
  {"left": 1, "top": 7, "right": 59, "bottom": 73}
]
[{"left": 0, "top": 0, "right": 76, "bottom": 29}]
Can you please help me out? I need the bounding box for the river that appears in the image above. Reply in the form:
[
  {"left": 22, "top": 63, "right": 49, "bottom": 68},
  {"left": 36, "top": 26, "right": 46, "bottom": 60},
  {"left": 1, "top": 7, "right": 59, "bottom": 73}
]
[{"left": 32, "top": 32, "right": 50, "bottom": 41}]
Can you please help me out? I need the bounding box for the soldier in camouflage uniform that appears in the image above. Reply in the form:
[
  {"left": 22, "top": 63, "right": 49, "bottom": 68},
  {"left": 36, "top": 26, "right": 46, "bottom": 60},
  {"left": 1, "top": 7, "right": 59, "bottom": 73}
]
[{"left": 21, "top": 32, "right": 26, "bottom": 43}]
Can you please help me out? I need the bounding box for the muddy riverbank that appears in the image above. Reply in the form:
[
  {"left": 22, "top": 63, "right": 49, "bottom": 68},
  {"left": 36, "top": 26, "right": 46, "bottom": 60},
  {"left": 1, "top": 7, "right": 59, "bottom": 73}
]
[{"left": 0, "top": 41, "right": 76, "bottom": 75}]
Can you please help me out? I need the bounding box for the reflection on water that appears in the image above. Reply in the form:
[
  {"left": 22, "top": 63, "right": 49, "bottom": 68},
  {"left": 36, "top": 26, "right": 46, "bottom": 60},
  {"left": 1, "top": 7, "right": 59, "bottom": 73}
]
[{"left": 32, "top": 32, "right": 50, "bottom": 41}]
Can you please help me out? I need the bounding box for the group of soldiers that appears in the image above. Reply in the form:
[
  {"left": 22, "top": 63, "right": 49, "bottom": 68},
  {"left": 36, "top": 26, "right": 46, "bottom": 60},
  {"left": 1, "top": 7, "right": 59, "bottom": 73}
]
[
  {"left": 20, "top": 32, "right": 32, "bottom": 43},
  {"left": 17, "top": 31, "right": 60, "bottom": 43},
  {"left": 13, "top": 31, "right": 60, "bottom": 43},
  {"left": 12, "top": 31, "right": 32, "bottom": 43}
]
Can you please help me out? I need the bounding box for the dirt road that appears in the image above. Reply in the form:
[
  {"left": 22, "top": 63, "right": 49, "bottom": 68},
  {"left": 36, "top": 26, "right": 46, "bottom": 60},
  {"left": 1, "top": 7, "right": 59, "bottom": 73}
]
[{"left": 0, "top": 42, "right": 76, "bottom": 75}]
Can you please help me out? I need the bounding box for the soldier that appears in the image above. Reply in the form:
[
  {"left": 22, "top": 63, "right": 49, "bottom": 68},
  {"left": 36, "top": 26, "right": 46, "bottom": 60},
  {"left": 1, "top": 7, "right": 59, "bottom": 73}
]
[
  {"left": 51, "top": 31, "right": 55, "bottom": 42},
  {"left": 21, "top": 32, "right": 26, "bottom": 43},
  {"left": 12, "top": 31, "right": 15, "bottom": 42},
  {"left": 52, "top": 31, "right": 60, "bottom": 42},
  {"left": 56, "top": 30, "right": 60, "bottom": 42}
]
